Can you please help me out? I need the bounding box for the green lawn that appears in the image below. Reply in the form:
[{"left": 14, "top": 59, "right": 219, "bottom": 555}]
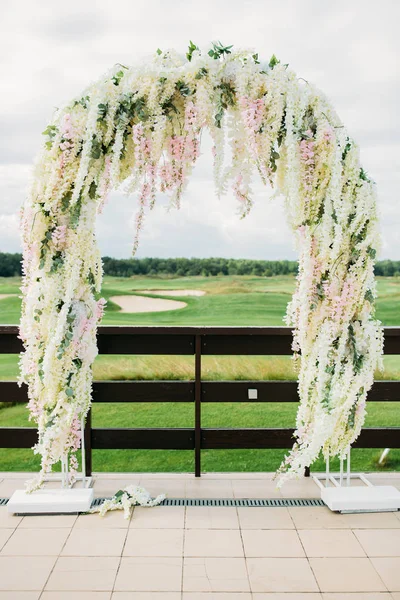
[{"left": 0, "top": 274, "right": 399, "bottom": 474}]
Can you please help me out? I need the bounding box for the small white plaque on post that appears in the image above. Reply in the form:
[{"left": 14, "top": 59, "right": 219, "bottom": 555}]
[
  {"left": 7, "top": 488, "right": 94, "bottom": 514},
  {"left": 248, "top": 388, "right": 258, "bottom": 400}
]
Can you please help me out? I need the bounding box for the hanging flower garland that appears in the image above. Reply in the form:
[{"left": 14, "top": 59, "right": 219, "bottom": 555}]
[{"left": 19, "top": 41, "right": 383, "bottom": 490}]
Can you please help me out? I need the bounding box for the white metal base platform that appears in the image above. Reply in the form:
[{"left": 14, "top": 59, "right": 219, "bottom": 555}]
[
  {"left": 7, "top": 488, "right": 94, "bottom": 514},
  {"left": 320, "top": 484, "right": 400, "bottom": 513}
]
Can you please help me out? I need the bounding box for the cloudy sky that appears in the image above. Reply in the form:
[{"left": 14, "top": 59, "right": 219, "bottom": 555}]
[{"left": 1, "top": 0, "right": 399, "bottom": 259}]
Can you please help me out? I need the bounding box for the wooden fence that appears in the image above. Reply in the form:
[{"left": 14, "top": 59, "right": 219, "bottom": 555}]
[{"left": 1, "top": 325, "right": 399, "bottom": 477}]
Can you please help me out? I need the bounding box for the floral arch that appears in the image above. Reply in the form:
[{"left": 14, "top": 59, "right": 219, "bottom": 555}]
[{"left": 19, "top": 42, "right": 383, "bottom": 490}]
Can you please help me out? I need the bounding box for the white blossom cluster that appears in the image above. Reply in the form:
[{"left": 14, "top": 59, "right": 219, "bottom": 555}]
[
  {"left": 90, "top": 485, "right": 166, "bottom": 519},
  {"left": 19, "top": 42, "right": 382, "bottom": 489}
]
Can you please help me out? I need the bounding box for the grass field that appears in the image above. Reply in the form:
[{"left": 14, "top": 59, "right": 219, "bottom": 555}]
[{"left": 0, "top": 274, "right": 399, "bottom": 474}]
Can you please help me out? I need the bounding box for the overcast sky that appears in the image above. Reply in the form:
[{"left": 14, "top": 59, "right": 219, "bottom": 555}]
[{"left": 1, "top": 0, "right": 399, "bottom": 259}]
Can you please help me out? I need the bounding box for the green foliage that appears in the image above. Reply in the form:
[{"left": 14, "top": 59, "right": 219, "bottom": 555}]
[
  {"left": 111, "top": 69, "right": 126, "bottom": 86},
  {"left": 208, "top": 41, "right": 233, "bottom": 60},
  {"left": 269, "top": 54, "right": 280, "bottom": 69},
  {"left": 195, "top": 67, "right": 208, "bottom": 80},
  {"left": 90, "top": 136, "right": 103, "bottom": 159},
  {"left": 0, "top": 253, "right": 399, "bottom": 280},
  {"left": 42, "top": 125, "right": 58, "bottom": 150},
  {"left": 97, "top": 103, "right": 108, "bottom": 122},
  {"left": 186, "top": 40, "right": 199, "bottom": 62},
  {"left": 73, "top": 95, "right": 90, "bottom": 109},
  {"left": 214, "top": 82, "right": 236, "bottom": 128},
  {"left": 342, "top": 137, "right": 352, "bottom": 161},
  {"left": 176, "top": 80, "right": 193, "bottom": 97}
]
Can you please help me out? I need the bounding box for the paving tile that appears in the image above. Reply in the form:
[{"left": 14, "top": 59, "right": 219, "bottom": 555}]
[
  {"left": 114, "top": 557, "right": 182, "bottom": 591},
  {"left": 46, "top": 556, "right": 119, "bottom": 591},
  {"left": 279, "top": 479, "right": 320, "bottom": 498},
  {"left": 75, "top": 511, "right": 130, "bottom": 529},
  {"left": 93, "top": 479, "right": 135, "bottom": 498},
  {"left": 112, "top": 594, "right": 180, "bottom": 600},
  {"left": 183, "top": 557, "right": 250, "bottom": 592},
  {"left": 183, "top": 594, "right": 252, "bottom": 600},
  {"left": 184, "top": 529, "right": 244, "bottom": 557},
  {"left": 123, "top": 528, "right": 184, "bottom": 556},
  {"left": 309, "top": 557, "right": 386, "bottom": 592},
  {"left": 138, "top": 479, "right": 186, "bottom": 498},
  {"left": 0, "top": 508, "right": 23, "bottom": 529},
  {"left": 185, "top": 506, "right": 239, "bottom": 529},
  {"left": 242, "top": 530, "right": 304, "bottom": 557},
  {"left": 0, "top": 480, "right": 28, "bottom": 496},
  {"left": 61, "top": 528, "right": 127, "bottom": 556},
  {"left": 247, "top": 557, "right": 318, "bottom": 592},
  {"left": 1, "top": 528, "right": 69, "bottom": 556},
  {"left": 232, "top": 480, "right": 280, "bottom": 499},
  {"left": 288, "top": 507, "right": 350, "bottom": 529},
  {"left": 0, "top": 529, "right": 13, "bottom": 551},
  {"left": 298, "top": 529, "right": 366, "bottom": 557},
  {"left": 186, "top": 480, "right": 234, "bottom": 499},
  {"left": 19, "top": 515, "right": 77, "bottom": 528},
  {"left": 253, "top": 594, "right": 322, "bottom": 599},
  {"left": 130, "top": 505, "right": 185, "bottom": 528},
  {"left": 238, "top": 507, "right": 294, "bottom": 530},
  {"left": 321, "top": 593, "right": 392, "bottom": 599},
  {"left": 0, "top": 556, "right": 56, "bottom": 590},
  {"left": 0, "top": 593, "right": 41, "bottom": 599},
  {"left": 392, "top": 593, "right": 400, "bottom": 599},
  {"left": 342, "top": 511, "right": 400, "bottom": 529},
  {"left": 42, "top": 593, "right": 111, "bottom": 599},
  {"left": 354, "top": 528, "right": 400, "bottom": 556},
  {"left": 371, "top": 557, "right": 400, "bottom": 591}
]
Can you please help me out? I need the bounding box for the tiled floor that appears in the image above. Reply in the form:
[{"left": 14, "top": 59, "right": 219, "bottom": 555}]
[{"left": 0, "top": 472, "right": 399, "bottom": 598}]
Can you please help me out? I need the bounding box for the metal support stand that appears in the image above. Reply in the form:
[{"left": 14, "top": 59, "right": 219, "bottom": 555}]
[
  {"left": 313, "top": 446, "right": 400, "bottom": 513},
  {"left": 8, "top": 418, "right": 93, "bottom": 514}
]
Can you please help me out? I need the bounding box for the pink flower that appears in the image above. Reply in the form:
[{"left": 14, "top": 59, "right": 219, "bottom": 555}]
[
  {"left": 96, "top": 298, "right": 107, "bottom": 320},
  {"left": 52, "top": 225, "right": 67, "bottom": 249}
]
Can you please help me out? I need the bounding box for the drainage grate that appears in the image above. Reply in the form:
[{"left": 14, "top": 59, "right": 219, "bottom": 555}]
[
  {"left": 91, "top": 497, "right": 324, "bottom": 508},
  {"left": 159, "top": 498, "right": 325, "bottom": 507},
  {"left": 0, "top": 497, "right": 325, "bottom": 508},
  {"left": 0, "top": 496, "right": 325, "bottom": 509}
]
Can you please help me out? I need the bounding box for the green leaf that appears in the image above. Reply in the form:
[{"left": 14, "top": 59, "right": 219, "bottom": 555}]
[
  {"left": 365, "top": 289, "right": 375, "bottom": 304},
  {"left": 65, "top": 387, "right": 74, "bottom": 397},
  {"left": 114, "top": 489, "right": 124, "bottom": 499},
  {"left": 111, "top": 70, "right": 125, "bottom": 86},
  {"left": 89, "top": 181, "right": 97, "bottom": 200},
  {"left": 269, "top": 54, "right": 280, "bottom": 69},
  {"left": 156, "top": 48, "right": 162, "bottom": 55},
  {"left": 359, "top": 167, "right": 370, "bottom": 182},
  {"left": 195, "top": 67, "right": 208, "bottom": 79},
  {"left": 42, "top": 125, "right": 58, "bottom": 139},
  {"left": 186, "top": 40, "right": 199, "bottom": 62},
  {"left": 367, "top": 247, "right": 377, "bottom": 259},
  {"left": 208, "top": 41, "right": 233, "bottom": 60},
  {"left": 90, "top": 137, "right": 102, "bottom": 159},
  {"left": 97, "top": 103, "right": 108, "bottom": 122},
  {"left": 342, "top": 137, "right": 352, "bottom": 161},
  {"left": 176, "top": 80, "right": 193, "bottom": 97}
]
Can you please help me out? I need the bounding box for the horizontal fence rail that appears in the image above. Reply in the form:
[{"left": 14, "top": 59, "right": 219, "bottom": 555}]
[{"left": 0, "top": 325, "right": 399, "bottom": 477}]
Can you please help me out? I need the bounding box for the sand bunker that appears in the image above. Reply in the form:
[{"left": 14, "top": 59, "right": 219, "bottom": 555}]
[
  {"left": 110, "top": 295, "right": 187, "bottom": 313},
  {"left": 141, "top": 289, "right": 206, "bottom": 297}
]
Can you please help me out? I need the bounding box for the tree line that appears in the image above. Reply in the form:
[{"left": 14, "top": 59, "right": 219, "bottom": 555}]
[{"left": 0, "top": 252, "right": 399, "bottom": 278}]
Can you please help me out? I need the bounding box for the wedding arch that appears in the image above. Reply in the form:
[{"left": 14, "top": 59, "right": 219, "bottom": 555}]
[{"left": 19, "top": 42, "right": 383, "bottom": 491}]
